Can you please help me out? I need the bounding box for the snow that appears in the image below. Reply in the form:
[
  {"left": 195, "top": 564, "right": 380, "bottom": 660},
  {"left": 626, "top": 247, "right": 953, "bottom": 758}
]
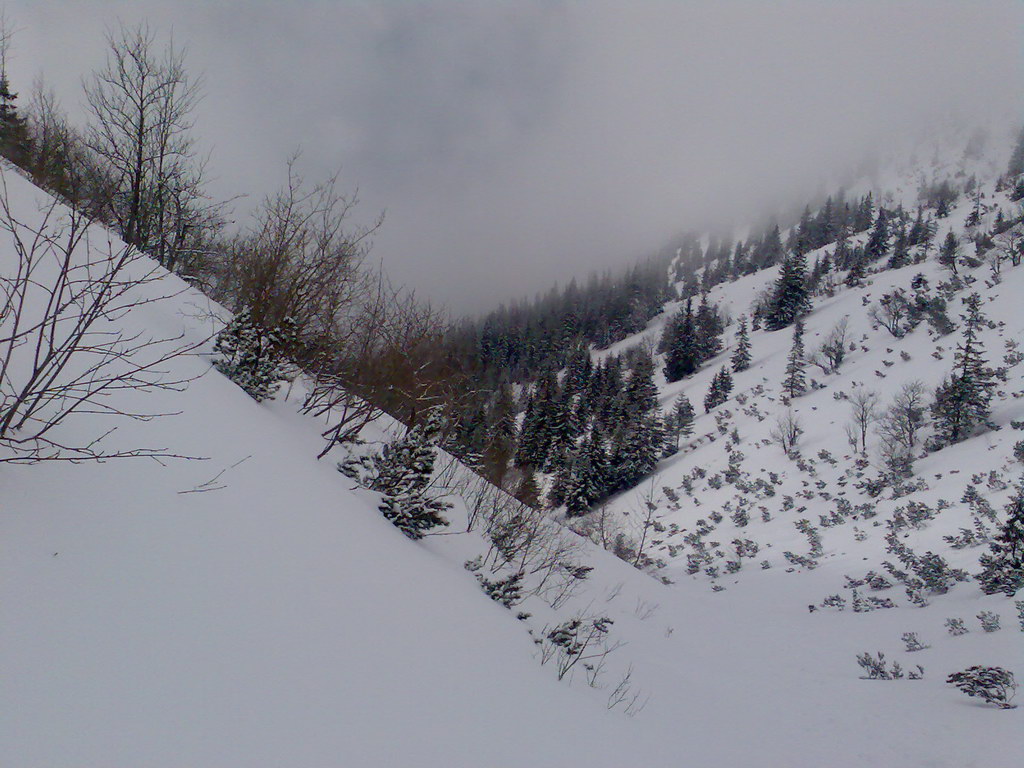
[{"left": 3, "top": 124, "right": 1024, "bottom": 767}]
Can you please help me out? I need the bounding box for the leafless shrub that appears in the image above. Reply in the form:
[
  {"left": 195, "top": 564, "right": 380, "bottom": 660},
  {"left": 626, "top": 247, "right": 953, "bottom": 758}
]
[
  {"left": 809, "top": 316, "right": 849, "bottom": 373},
  {"left": 769, "top": 410, "right": 803, "bottom": 455},
  {"left": 0, "top": 175, "right": 201, "bottom": 462}
]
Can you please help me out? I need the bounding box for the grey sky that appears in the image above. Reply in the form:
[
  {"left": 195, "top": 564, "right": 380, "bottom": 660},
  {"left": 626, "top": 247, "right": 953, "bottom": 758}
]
[{"left": 8, "top": 1, "right": 1024, "bottom": 314}]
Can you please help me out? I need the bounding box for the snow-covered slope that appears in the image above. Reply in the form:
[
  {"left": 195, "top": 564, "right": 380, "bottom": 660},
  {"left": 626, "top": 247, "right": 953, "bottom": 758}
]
[{"left": 3, "top": 121, "right": 1023, "bottom": 768}]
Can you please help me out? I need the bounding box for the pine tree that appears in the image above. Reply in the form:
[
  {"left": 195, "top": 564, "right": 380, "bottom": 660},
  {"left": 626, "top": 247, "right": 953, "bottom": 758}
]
[
  {"left": 370, "top": 412, "right": 451, "bottom": 539},
  {"left": 931, "top": 293, "right": 994, "bottom": 446},
  {"left": 694, "top": 297, "right": 724, "bottom": 363},
  {"left": 213, "top": 309, "right": 297, "bottom": 402},
  {"left": 623, "top": 349, "right": 659, "bottom": 416},
  {"left": 609, "top": 413, "right": 664, "bottom": 491},
  {"left": 664, "top": 299, "right": 700, "bottom": 382},
  {"left": 704, "top": 366, "right": 733, "bottom": 412},
  {"left": 0, "top": 75, "right": 31, "bottom": 167},
  {"left": 731, "top": 315, "right": 752, "bottom": 372},
  {"left": 976, "top": 481, "right": 1024, "bottom": 596},
  {"left": 1007, "top": 124, "right": 1024, "bottom": 178},
  {"left": 938, "top": 232, "right": 959, "bottom": 276},
  {"left": 782, "top": 319, "right": 807, "bottom": 399},
  {"left": 765, "top": 251, "right": 811, "bottom": 331},
  {"left": 667, "top": 393, "right": 695, "bottom": 450},
  {"left": 563, "top": 426, "right": 610, "bottom": 517},
  {"left": 864, "top": 208, "right": 889, "bottom": 262}
]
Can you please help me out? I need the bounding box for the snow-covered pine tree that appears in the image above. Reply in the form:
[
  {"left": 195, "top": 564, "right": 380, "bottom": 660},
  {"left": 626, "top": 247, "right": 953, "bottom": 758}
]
[
  {"left": 731, "top": 315, "right": 752, "bottom": 372},
  {"left": 782, "top": 319, "right": 807, "bottom": 399},
  {"left": 765, "top": 250, "right": 811, "bottom": 331},
  {"left": 938, "top": 232, "right": 960, "bottom": 276},
  {"left": 563, "top": 427, "right": 610, "bottom": 517},
  {"left": 930, "top": 293, "right": 994, "bottom": 446},
  {"left": 663, "top": 299, "right": 700, "bottom": 382},
  {"left": 1007, "top": 124, "right": 1024, "bottom": 178},
  {"left": 976, "top": 481, "right": 1024, "bottom": 596},
  {"left": 369, "top": 410, "right": 451, "bottom": 539},
  {"left": 694, "top": 297, "right": 724, "bottom": 362},
  {"left": 704, "top": 366, "right": 733, "bottom": 412},
  {"left": 864, "top": 208, "right": 889, "bottom": 262},
  {"left": 213, "top": 309, "right": 297, "bottom": 402}
]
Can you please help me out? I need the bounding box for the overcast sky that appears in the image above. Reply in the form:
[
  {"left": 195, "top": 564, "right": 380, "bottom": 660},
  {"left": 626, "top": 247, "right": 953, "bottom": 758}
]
[{"left": 7, "top": 1, "right": 1024, "bottom": 314}]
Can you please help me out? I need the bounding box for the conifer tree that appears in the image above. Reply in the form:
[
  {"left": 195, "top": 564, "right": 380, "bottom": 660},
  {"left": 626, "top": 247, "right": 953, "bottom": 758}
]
[
  {"left": 664, "top": 299, "right": 700, "bottom": 382},
  {"left": 782, "top": 319, "right": 807, "bottom": 399},
  {"left": 213, "top": 309, "right": 297, "bottom": 402},
  {"left": 931, "top": 293, "right": 994, "bottom": 446},
  {"left": 563, "top": 427, "right": 610, "bottom": 517},
  {"left": 667, "top": 393, "right": 695, "bottom": 450},
  {"left": 938, "top": 232, "right": 960, "bottom": 276},
  {"left": 731, "top": 315, "right": 752, "bottom": 372},
  {"left": 976, "top": 481, "right": 1024, "bottom": 596},
  {"left": 864, "top": 208, "right": 889, "bottom": 262},
  {"left": 1007, "top": 124, "right": 1024, "bottom": 178},
  {"left": 704, "top": 366, "right": 733, "bottom": 412},
  {"left": 0, "top": 74, "right": 31, "bottom": 166},
  {"left": 370, "top": 411, "right": 451, "bottom": 539},
  {"left": 765, "top": 251, "right": 811, "bottom": 331},
  {"left": 694, "top": 297, "right": 724, "bottom": 362}
]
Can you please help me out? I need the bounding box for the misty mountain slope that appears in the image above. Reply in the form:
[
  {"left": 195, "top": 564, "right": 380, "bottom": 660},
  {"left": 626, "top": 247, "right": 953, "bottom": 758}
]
[
  {"left": 0, "top": 141, "right": 1019, "bottom": 765},
  {"left": 552, "top": 128, "right": 1024, "bottom": 761}
]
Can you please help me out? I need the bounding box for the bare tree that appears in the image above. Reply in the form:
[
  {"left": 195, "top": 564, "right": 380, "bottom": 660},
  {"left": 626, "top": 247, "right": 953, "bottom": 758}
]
[
  {"left": 845, "top": 388, "right": 879, "bottom": 455},
  {"left": 83, "top": 22, "right": 210, "bottom": 271},
  {"left": 876, "top": 380, "right": 927, "bottom": 475},
  {"left": 769, "top": 410, "right": 803, "bottom": 455},
  {"left": 809, "top": 315, "right": 849, "bottom": 373},
  {"left": 992, "top": 227, "right": 1023, "bottom": 270},
  {"left": 0, "top": 174, "right": 201, "bottom": 462},
  {"left": 868, "top": 290, "right": 912, "bottom": 337}
]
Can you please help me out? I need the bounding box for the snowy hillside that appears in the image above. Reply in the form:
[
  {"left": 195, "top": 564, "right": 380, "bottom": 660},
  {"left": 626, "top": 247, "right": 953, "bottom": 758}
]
[{"left": 3, "top": 117, "right": 1024, "bottom": 768}]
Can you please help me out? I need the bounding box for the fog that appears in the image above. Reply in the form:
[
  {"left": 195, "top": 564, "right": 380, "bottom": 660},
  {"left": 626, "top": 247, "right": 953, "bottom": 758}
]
[{"left": 8, "top": 1, "right": 1023, "bottom": 314}]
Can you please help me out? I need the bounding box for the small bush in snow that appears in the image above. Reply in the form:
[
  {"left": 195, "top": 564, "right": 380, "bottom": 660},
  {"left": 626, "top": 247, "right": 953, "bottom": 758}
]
[
  {"left": 1017, "top": 601, "right": 1024, "bottom": 631},
  {"left": 857, "top": 651, "right": 922, "bottom": 680},
  {"left": 945, "top": 618, "right": 969, "bottom": 636},
  {"left": 977, "top": 611, "right": 1001, "bottom": 633},
  {"left": 946, "top": 666, "right": 1018, "bottom": 709},
  {"left": 213, "top": 309, "right": 298, "bottom": 402},
  {"left": 901, "top": 632, "right": 929, "bottom": 652}
]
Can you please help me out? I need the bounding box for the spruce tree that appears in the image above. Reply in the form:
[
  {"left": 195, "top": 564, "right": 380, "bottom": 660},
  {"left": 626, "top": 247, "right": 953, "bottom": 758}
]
[
  {"left": 765, "top": 251, "right": 811, "bottom": 331},
  {"left": 931, "top": 293, "right": 994, "bottom": 446},
  {"left": 704, "top": 366, "right": 733, "bottom": 412},
  {"left": 664, "top": 299, "right": 700, "bottom": 382},
  {"left": 213, "top": 309, "right": 297, "bottom": 402},
  {"left": 864, "top": 208, "right": 889, "bottom": 262},
  {"left": 782, "top": 319, "right": 807, "bottom": 399},
  {"left": 1007, "top": 124, "right": 1024, "bottom": 178},
  {"left": 694, "top": 297, "right": 724, "bottom": 363},
  {"left": 731, "top": 315, "right": 752, "bottom": 372},
  {"left": 976, "top": 481, "right": 1024, "bottom": 596},
  {"left": 370, "top": 412, "right": 451, "bottom": 539},
  {"left": 0, "top": 75, "right": 31, "bottom": 167},
  {"left": 667, "top": 393, "right": 695, "bottom": 450},
  {"left": 938, "top": 232, "right": 960, "bottom": 276}
]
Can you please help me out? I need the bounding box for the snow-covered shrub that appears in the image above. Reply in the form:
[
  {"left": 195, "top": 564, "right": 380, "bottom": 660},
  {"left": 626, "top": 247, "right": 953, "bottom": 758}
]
[
  {"left": 977, "top": 611, "right": 1001, "bottom": 633},
  {"left": 901, "top": 632, "right": 929, "bottom": 652},
  {"left": 976, "top": 481, "right": 1024, "bottom": 596},
  {"left": 364, "top": 411, "right": 451, "bottom": 539},
  {"left": 945, "top": 618, "right": 969, "bottom": 636},
  {"left": 856, "top": 652, "right": 921, "bottom": 680},
  {"left": 213, "top": 309, "right": 298, "bottom": 402},
  {"left": 946, "top": 666, "right": 1017, "bottom": 709},
  {"left": 476, "top": 570, "right": 524, "bottom": 608}
]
